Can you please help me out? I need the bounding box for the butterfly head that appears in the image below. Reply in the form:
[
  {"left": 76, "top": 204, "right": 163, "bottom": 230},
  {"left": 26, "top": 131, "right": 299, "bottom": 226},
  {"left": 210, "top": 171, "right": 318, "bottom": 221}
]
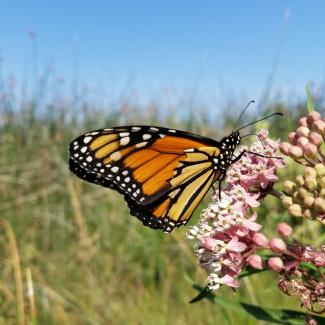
[
  {"left": 220, "top": 131, "right": 241, "bottom": 151},
  {"left": 215, "top": 131, "right": 241, "bottom": 172}
]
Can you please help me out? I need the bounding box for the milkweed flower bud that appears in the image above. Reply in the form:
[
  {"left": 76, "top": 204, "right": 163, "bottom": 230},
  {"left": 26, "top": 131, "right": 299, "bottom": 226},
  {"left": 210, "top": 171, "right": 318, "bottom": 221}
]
[
  {"left": 270, "top": 238, "right": 287, "bottom": 253},
  {"left": 297, "top": 137, "right": 309, "bottom": 147},
  {"left": 247, "top": 255, "right": 263, "bottom": 270},
  {"left": 307, "top": 111, "right": 321, "bottom": 124},
  {"left": 303, "top": 196, "right": 315, "bottom": 208},
  {"left": 298, "top": 117, "right": 308, "bottom": 126},
  {"left": 283, "top": 181, "right": 296, "bottom": 194},
  {"left": 308, "top": 131, "right": 322, "bottom": 146},
  {"left": 303, "top": 209, "right": 312, "bottom": 219},
  {"left": 296, "top": 175, "right": 305, "bottom": 186},
  {"left": 314, "top": 197, "right": 325, "bottom": 213},
  {"left": 303, "top": 143, "right": 317, "bottom": 159},
  {"left": 279, "top": 142, "right": 291, "bottom": 155},
  {"left": 304, "top": 166, "right": 317, "bottom": 179},
  {"left": 304, "top": 176, "right": 317, "bottom": 192},
  {"left": 296, "top": 126, "right": 310, "bottom": 138},
  {"left": 282, "top": 196, "right": 293, "bottom": 208},
  {"left": 315, "top": 163, "right": 325, "bottom": 177},
  {"left": 267, "top": 257, "right": 284, "bottom": 272},
  {"left": 288, "top": 146, "right": 303, "bottom": 159},
  {"left": 252, "top": 233, "right": 269, "bottom": 247},
  {"left": 288, "top": 132, "right": 298, "bottom": 144},
  {"left": 311, "top": 119, "right": 325, "bottom": 134},
  {"left": 288, "top": 204, "right": 302, "bottom": 217},
  {"left": 298, "top": 187, "right": 310, "bottom": 199},
  {"left": 320, "top": 176, "right": 325, "bottom": 188},
  {"left": 292, "top": 191, "right": 303, "bottom": 204},
  {"left": 277, "top": 223, "right": 292, "bottom": 237}
]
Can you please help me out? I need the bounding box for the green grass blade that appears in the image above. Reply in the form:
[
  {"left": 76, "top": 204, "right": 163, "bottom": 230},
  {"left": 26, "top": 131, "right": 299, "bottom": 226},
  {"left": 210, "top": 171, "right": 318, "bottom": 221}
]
[{"left": 305, "top": 83, "right": 315, "bottom": 112}]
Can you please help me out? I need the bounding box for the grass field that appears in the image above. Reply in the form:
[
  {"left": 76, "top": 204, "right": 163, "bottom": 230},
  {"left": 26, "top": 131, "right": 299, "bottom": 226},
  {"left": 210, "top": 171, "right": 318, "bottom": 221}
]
[{"left": 0, "top": 93, "right": 323, "bottom": 324}]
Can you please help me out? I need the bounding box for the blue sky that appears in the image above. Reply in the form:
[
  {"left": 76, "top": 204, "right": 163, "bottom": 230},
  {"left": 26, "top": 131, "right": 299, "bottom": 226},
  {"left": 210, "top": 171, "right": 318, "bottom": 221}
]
[{"left": 1, "top": 1, "right": 325, "bottom": 109}]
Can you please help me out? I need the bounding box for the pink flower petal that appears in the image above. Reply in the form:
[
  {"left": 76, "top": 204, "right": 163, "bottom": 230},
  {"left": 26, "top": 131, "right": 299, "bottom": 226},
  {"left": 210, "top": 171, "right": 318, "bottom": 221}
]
[
  {"left": 227, "top": 239, "right": 247, "bottom": 252},
  {"left": 220, "top": 274, "right": 240, "bottom": 287},
  {"left": 242, "top": 215, "right": 262, "bottom": 231},
  {"left": 202, "top": 237, "right": 217, "bottom": 250},
  {"left": 245, "top": 193, "right": 260, "bottom": 207}
]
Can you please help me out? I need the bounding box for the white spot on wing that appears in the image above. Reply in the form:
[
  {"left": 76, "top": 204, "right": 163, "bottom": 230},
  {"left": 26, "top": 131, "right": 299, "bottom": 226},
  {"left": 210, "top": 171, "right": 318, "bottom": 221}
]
[
  {"left": 120, "top": 132, "right": 130, "bottom": 137},
  {"left": 84, "top": 136, "right": 92, "bottom": 144},
  {"left": 81, "top": 146, "right": 87, "bottom": 153},
  {"left": 168, "top": 129, "right": 176, "bottom": 133},
  {"left": 150, "top": 127, "right": 159, "bottom": 131},
  {"left": 143, "top": 134, "right": 151, "bottom": 140},
  {"left": 86, "top": 156, "right": 93, "bottom": 162},
  {"left": 132, "top": 127, "right": 141, "bottom": 131},
  {"left": 120, "top": 137, "right": 130, "bottom": 146},
  {"left": 111, "top": 166, "right": 119, "bottom": 173}
]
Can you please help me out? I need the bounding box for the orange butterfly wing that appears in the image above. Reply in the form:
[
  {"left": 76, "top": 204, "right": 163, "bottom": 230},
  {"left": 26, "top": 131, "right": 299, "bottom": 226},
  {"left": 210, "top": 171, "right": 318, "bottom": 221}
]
[{"left": 69, "top": 126, "right": 222, "bottom": 232}]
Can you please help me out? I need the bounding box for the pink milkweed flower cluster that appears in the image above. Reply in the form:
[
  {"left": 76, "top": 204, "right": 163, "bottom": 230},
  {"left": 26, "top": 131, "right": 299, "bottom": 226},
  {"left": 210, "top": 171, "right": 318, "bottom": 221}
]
[{"left": 187, "top": 129, "right": 285, "bottom": 291}]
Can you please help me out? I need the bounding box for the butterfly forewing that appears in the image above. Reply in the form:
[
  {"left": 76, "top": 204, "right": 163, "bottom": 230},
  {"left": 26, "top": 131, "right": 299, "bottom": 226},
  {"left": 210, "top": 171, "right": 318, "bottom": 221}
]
[{"left": 69, "top": 126, "right": 222, "bottom": 232}]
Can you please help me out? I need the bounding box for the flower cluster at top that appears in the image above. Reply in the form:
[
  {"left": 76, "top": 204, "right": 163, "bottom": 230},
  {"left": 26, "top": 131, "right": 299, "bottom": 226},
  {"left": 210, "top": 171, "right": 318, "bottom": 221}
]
[
  {"left": 187, "top": 129, "right": 285, "bottom": 291},
  {"left": 279, "top": 111, "right": 325, "bottom": 224}
]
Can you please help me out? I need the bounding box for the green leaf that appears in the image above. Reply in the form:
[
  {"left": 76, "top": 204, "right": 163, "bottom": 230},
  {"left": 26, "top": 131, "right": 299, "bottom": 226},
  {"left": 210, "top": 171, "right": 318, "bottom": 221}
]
[
  {"left": 306, "top": 83, "right": 315, "bottom": 112},
  {"left": 189, "top": 286, "right": 212, "bottom": 303},
  {"left": 191, "top": 285, "right": 325, "bottom": 324}
]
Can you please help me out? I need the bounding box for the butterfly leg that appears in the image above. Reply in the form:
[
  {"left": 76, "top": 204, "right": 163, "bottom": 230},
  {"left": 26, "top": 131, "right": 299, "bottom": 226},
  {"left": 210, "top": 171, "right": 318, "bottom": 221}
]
[
  {"left": 217, "top": 173, "right": 226, "bottom": 200},
  {"left": 245, "top": 150, "right": 282, "bottom": 160},
  {"left": 231, "top": 150, "right": 247, "bottom": 164},
  {"left": 232, "top": 150, "right": 282, "bottom": 163}
]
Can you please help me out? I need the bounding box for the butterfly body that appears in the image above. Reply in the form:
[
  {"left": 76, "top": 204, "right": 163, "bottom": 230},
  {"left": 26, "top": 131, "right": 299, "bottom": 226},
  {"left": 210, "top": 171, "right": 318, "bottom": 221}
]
[{"left": 69, "top": 126, "right": 241, "bottom": 232}]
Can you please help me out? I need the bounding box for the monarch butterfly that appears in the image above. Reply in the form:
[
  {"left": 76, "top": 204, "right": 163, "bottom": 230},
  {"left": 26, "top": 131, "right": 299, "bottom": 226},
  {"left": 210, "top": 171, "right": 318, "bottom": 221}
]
[{"left": 68, "top": 108, "right": 282, "bottom": 232}]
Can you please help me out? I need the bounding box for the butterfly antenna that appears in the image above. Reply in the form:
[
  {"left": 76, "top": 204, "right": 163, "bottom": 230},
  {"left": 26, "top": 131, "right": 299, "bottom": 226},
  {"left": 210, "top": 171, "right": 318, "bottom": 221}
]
[
  {"left": 236, "top": 112, "right": 283, "bottom": 132},
  {"left": 232, "top": 100, "right": 255, "bottom": 132}
]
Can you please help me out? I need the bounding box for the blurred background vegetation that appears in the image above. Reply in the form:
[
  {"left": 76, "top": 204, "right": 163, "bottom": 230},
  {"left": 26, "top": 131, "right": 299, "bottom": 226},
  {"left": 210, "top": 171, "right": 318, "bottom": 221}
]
[{"left": 0, "top": 70, "right": 324, "bottom": 325}]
